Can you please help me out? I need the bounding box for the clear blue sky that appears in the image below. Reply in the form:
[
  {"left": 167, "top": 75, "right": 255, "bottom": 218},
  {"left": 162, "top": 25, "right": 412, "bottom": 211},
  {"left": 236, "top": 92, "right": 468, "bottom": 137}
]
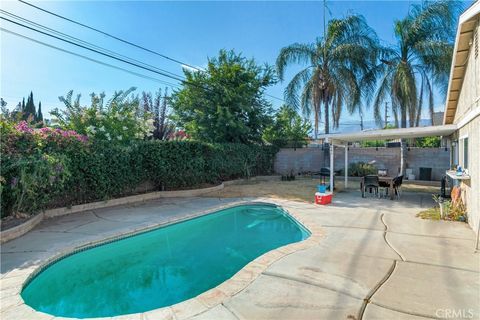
[{"left": 0, "top": 0, "right": 469, "bottom": 131}]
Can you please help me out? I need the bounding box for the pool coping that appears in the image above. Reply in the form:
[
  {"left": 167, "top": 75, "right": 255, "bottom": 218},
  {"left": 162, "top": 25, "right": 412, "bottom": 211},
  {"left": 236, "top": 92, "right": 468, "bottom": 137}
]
[
  {"left": 1, "top": 199, "right": 324, "bottom": 320},
  {"left": 0, "top": 182, "right": 225, "bottom": 244}
]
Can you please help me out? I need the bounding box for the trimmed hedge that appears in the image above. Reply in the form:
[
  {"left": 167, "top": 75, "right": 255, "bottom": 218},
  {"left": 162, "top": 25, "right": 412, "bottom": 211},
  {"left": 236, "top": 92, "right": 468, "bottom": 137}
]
[{"left": 1, "top": 140, "right": 278, "bottom": 218}]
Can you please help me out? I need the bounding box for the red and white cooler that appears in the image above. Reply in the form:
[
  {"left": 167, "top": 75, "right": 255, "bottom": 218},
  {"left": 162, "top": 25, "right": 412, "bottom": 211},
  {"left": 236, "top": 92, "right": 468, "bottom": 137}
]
[{"left": 315, "top": 192, "right": 332, "bottom": 205}]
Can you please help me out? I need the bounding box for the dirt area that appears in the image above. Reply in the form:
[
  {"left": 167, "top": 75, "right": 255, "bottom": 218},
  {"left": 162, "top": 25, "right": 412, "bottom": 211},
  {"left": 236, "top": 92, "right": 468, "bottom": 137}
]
[
  {"left": 0, "top": 215, "right": 29, "bottom": 231},
  {"left": 204, "top": 177, "right": 439, "bottom": 203}
]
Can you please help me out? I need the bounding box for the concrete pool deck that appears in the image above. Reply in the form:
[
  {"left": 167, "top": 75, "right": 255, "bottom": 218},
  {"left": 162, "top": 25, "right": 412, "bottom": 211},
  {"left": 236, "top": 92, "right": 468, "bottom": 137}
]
[{"left": 1, "top": 191, "right": 479, "bottom": 320}]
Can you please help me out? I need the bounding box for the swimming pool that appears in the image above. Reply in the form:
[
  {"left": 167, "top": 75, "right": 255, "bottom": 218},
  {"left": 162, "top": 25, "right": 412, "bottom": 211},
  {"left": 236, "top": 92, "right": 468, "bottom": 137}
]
[{"left": 21, "top": 204, "right": 310, "bottom": 318}]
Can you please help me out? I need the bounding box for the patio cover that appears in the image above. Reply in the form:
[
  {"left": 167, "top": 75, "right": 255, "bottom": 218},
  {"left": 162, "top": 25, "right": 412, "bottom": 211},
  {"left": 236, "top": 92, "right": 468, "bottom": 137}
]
[{"left": 317, "top": 124, "right": 458, "bottom": 193}]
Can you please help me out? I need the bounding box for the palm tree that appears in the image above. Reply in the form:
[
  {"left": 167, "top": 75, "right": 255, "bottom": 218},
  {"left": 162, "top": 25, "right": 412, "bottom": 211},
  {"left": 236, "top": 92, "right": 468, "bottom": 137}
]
[
  {"left": 276, "top": 15, "right": 380, "bottom": 137},
  {"left": 372, "top": 0, "right": 462, "bottom": 128}
]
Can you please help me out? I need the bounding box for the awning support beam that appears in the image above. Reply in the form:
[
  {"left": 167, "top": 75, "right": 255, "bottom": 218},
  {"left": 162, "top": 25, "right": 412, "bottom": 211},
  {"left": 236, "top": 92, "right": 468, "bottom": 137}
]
[
  {"left": 345, "top": 145, "right": 348, "bottom": 189},
  {"left": 330, "top": 143, "right": 334, "bottom": 193}
]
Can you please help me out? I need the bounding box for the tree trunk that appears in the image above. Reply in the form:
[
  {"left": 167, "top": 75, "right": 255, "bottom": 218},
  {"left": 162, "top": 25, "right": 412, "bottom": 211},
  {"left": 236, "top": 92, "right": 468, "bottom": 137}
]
[
  {"left": 400, "top": 106, "right": 407, "bottom": 175},
  {"left": 324, "top": 98, "right": 329, "bottom": 134},
  {"left": 401, "top": 107, "right": 407, "bottom": 129}
]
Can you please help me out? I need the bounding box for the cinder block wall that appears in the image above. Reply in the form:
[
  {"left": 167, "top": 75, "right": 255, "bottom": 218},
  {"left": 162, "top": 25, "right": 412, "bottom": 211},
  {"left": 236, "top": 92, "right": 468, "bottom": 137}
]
[
  {"left": 274, "top": 148, "right": 326, "bottom": 175},
  {"left": 406, "top": 148, "right": 451, "bottom": 181},
  {"left": 333, "top": 147, "right": 400, "bottom": 176},
  {"left": 274, "top": 147, "right": 450, "bottom": 181}
]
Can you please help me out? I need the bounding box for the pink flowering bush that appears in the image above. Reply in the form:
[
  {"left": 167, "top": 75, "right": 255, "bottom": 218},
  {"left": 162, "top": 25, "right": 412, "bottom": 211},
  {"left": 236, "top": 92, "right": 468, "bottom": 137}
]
[
  {"left": 1, "top": 120, "right": 81, "bottom": 216},
  {"left": 3, "top": 121, "right": 88, "bottom": 156},
  {"left": 168, "top": 130, "right": 189, "bottom": 141}
]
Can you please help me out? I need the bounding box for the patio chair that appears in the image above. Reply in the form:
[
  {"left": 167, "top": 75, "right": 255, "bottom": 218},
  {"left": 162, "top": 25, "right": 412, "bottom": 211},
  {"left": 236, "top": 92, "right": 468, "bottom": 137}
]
[
  {"left": 378, "top": 179, "right": 391, "bottom": 198},
  {"left": 362, "top": 175, "right": 379, "bottom": 198},
  {"left": 393, "top": 175, "right": 404, "bottom": 199}
]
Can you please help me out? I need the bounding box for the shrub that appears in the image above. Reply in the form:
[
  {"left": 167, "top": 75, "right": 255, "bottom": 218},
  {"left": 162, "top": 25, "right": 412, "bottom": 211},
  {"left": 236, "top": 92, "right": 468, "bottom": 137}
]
[
  {"left": 0, "top": 122, "right": 278, "bottom": 217},
  {"left": 348, "top": 162, "right": 377, "bottom": 177},
  {"left": 414, "top": 136, "right": 441, "bottom": 148},
  {"left": 360, "top": 140, "right": 385, "bottom": 147},
  {"left": 1, "top": 154, "right": 70, "bottom": 217}
]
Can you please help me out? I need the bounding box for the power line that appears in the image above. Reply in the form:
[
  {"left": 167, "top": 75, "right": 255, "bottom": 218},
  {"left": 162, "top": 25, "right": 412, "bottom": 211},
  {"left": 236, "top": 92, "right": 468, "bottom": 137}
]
[
  {"left": 13, "top": 2, "right": 287, "bottom": 104},
  {"left": 2, "top": 8, "right": 286, "bottom": 103},
  {"left": 265, "top": 93, "right": 285, "bottom": 102},
  {"left": 0, "top": 27, "right": 182, "bottom": 89},
  {"left": 0, "top": 9, "right": 186, "bottom": 81},
  {"left": 0, "top": 16, "right": 188, "bottom": 83},
  {"left": 18, "top": 0, "right": 203, "bottom": 72}
]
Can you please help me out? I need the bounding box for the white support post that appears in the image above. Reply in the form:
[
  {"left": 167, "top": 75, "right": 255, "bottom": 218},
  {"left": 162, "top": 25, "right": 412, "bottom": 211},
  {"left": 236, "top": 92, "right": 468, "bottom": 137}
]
[
  {"left": 345, "top": 145, "right": 348, "bottom": 189},
  {"left": 330, "top": 143, "right": 334, "bottom": 193}
]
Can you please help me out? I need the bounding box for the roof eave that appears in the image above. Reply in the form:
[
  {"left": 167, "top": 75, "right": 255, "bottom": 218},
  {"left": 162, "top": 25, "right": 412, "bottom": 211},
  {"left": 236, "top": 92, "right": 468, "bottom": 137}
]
[{"left": 443, "top": 1, "right": 480, "bottom": 125}]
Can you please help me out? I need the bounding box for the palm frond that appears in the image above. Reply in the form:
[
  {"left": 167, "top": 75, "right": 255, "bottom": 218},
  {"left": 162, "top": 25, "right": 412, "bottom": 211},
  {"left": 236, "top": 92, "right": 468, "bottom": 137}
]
[
  {"left": 276, "top": 43, "right": 316, "bottom": 81},
  {"left": 283, "top": 67, "right": 313, "bottom": 111}
]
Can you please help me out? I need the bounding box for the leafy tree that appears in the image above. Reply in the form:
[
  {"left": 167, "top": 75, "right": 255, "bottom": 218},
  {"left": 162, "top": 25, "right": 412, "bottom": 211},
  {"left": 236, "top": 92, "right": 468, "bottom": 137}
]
[
  {"left": 0, "top": 99, "right": 23, "bottom": 122},
  {"left": 141, "top": 88, "right": 175, "bottom": 140},
  {"left": 171, "top": 49, "right": 276, "bottom": 143},
  {"left": 372, "top": 0, "right": 462, "bottom": 128},
  {"left": 51, "top": 88, "right": 154, "bottom": 143},
  {"left": 263, "top": 105, "right": 311, "bottom": 148},
  {"left": 276, "top": 15, "right": 380, "bottom": 137}
]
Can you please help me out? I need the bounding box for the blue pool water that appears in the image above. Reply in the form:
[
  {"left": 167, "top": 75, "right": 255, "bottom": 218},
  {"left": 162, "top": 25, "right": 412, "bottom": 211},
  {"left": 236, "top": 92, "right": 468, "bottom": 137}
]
[{"left": 21, "top": 204, "right": 309, "bottom": 318}]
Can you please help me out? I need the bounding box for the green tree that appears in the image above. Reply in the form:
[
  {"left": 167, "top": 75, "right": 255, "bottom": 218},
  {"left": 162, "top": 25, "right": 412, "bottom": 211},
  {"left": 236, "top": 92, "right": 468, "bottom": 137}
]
[
  {"left": 23, "top": 91, "right": 36, "bottom": 122},
  {"left": 372, "top": 0, "right": 461, "bottom": 128},
  {"left": 21, "top": 98, "right": 25, "bottom": 116},
  {"left": 371, "top": 0, "right": 461, "bottom": 174},
  {"left": 276, "top": 15, "right": 381, "bottom": 137},
  {"left": 171, "top": 49, "right": 276, "bottom": 143},
  {"left": 263, "top": 106, "right": 311, "bottom": 148},
  {"left": 36, "top": 102, "right": 43, "bottom": 123}
]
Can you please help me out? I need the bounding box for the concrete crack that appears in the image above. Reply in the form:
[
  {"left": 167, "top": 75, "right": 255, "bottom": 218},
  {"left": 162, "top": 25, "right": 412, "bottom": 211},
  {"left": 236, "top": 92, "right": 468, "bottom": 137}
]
[
  {"left": 91, "top": 210, "right": 126, "bottom": 223},
  {"left": 322, "top": 224, "right": 473, "bottom": 241},
  {"left": 370, "top": 301, "right": 439, "bottom": 319},
  {"left": 262, "top": 271, "right": 362, "bottom": 301},
  {"left": 358, "top": 213, "right": 406, "bottom": 320},
  {"left": 380, "top": 214, "right": 406, "bottom": 261},
  {"left": 358, "top": 260, "right": 397, "bottom": 320},
  {"left": 222, "top": 302, "right": 241, "bottom": 320},
  {"left": 401, "top": 259, "right": 480, "bottom": 274}
]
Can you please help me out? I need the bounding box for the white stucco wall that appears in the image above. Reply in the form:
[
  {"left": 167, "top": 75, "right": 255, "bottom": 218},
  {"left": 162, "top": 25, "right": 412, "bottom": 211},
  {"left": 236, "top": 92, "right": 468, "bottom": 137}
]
[{"left": 453, "top": 19, "right": 480, "bottom": 233}]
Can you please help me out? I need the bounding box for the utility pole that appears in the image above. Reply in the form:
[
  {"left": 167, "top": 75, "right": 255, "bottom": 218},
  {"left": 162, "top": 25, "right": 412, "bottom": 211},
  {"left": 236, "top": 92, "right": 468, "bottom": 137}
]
[{"left": 384, "top": 102, "right": 389, "bottom": 129}]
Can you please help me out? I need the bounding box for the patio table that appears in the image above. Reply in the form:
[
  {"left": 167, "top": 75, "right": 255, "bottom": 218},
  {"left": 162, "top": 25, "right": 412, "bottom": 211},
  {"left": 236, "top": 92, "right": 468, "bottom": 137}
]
[{"left": 360, "top": 176, "right": 395, "bottom": 200}]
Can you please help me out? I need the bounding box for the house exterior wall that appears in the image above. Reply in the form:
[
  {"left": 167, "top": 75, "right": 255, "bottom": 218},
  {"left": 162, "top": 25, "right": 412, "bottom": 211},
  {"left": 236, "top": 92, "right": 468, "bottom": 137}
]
[
  {"left": 451, "top": 20, "right": 480, "bottom": 233},
  {"left": 456, "top": 118, "right": 480, "bottom": 233}
]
